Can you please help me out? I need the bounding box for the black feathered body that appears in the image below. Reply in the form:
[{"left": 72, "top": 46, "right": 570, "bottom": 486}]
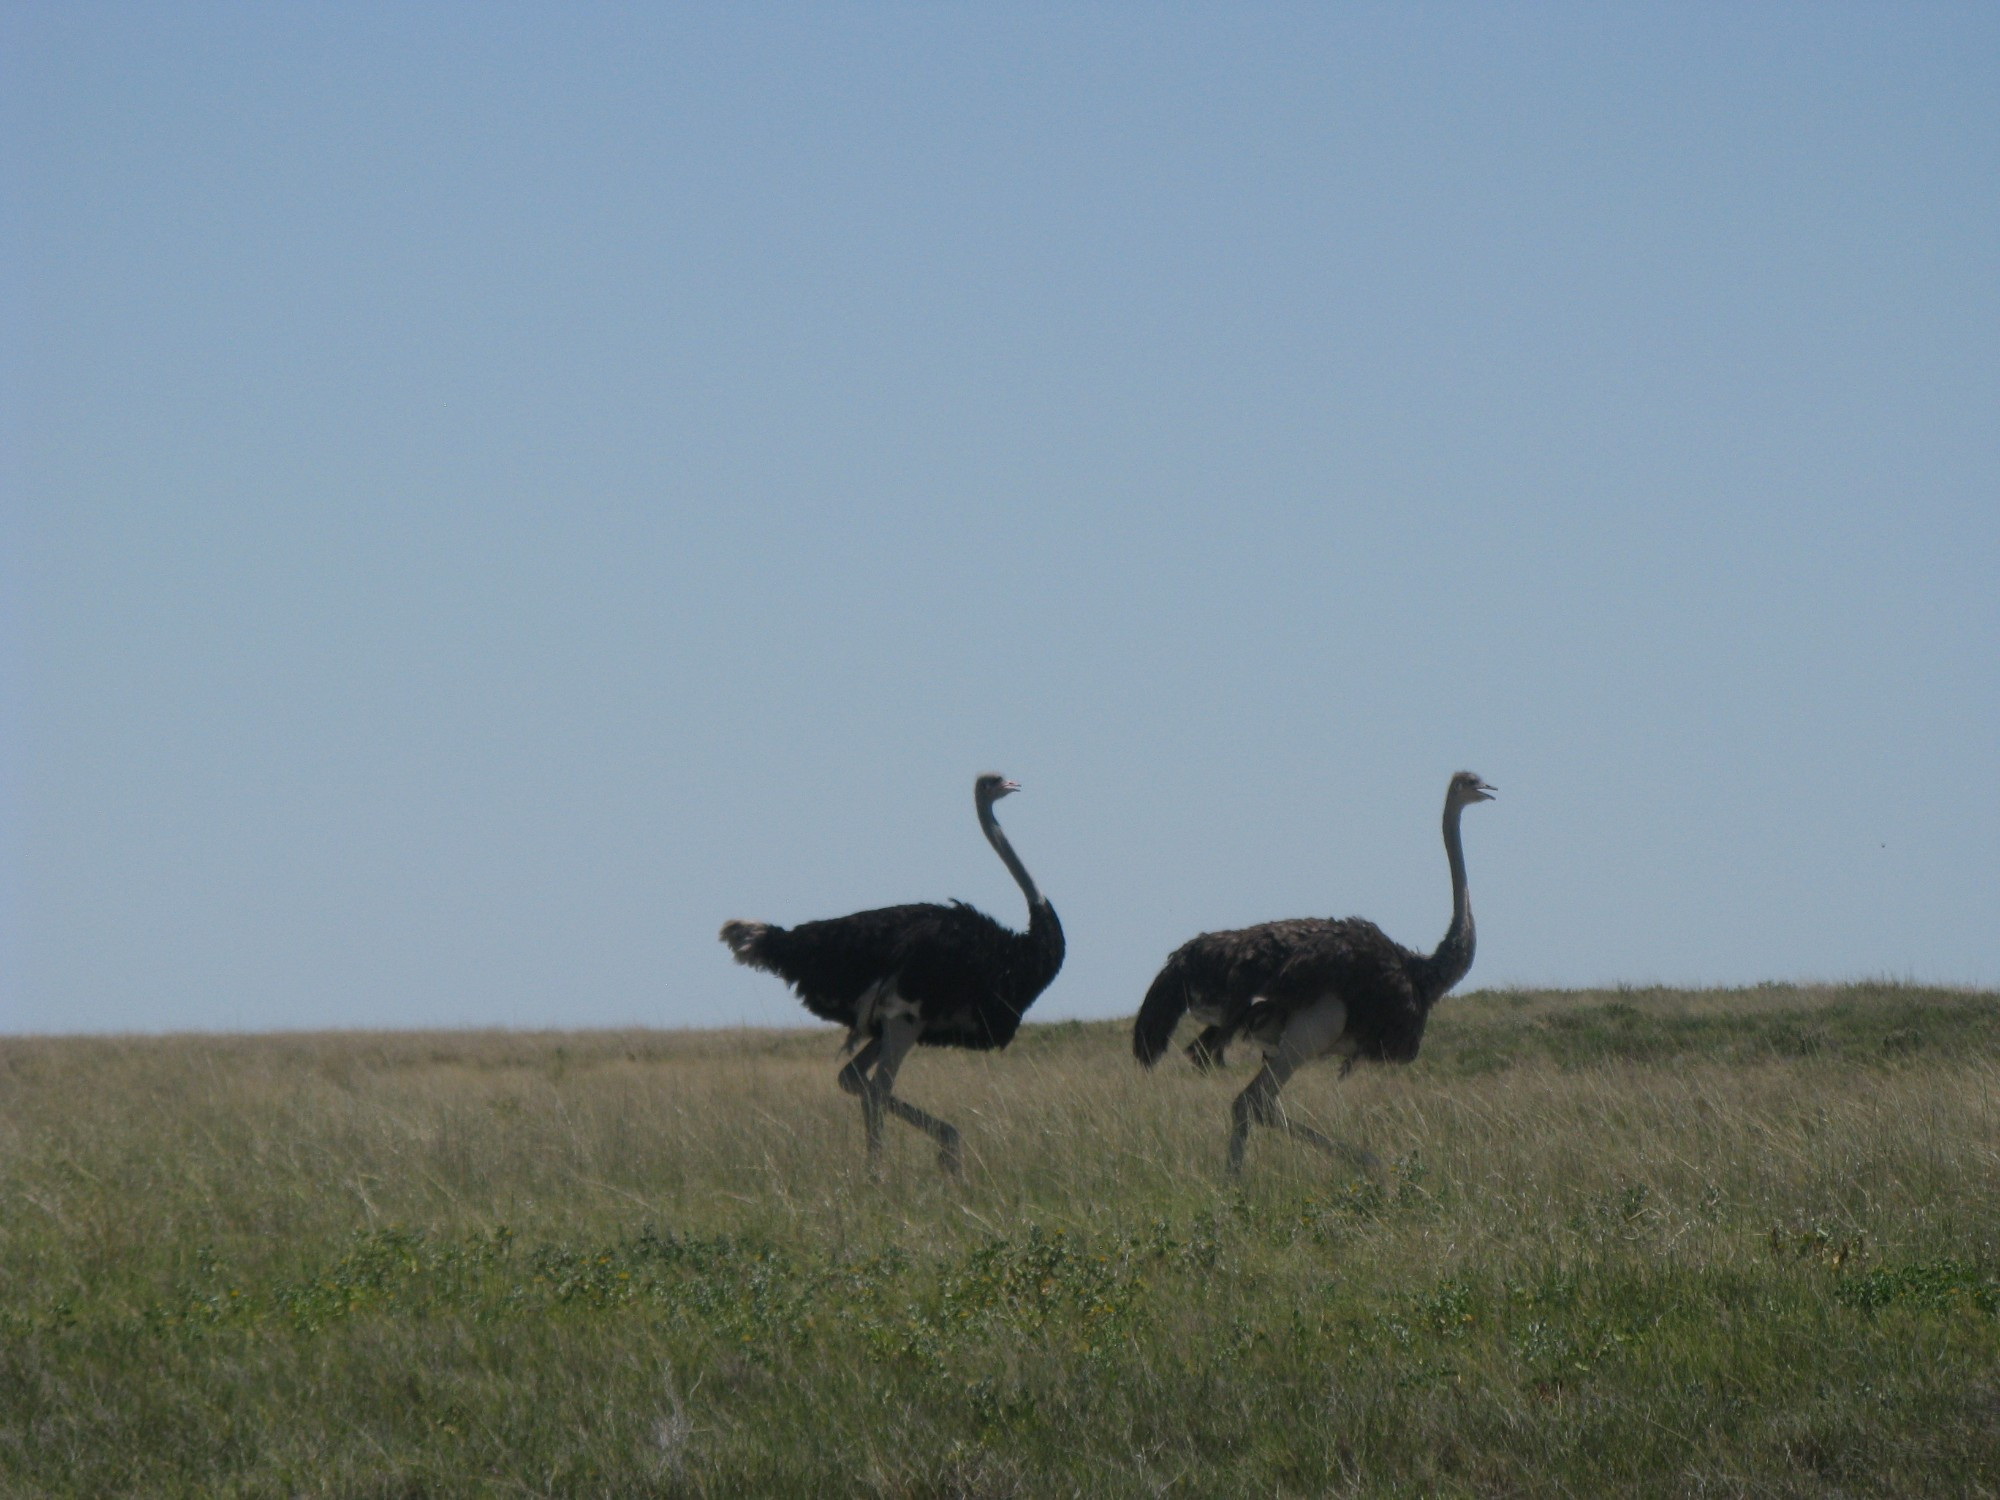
[
  {"left": 1134, "top": 916, "right": 1450, "bottom": 1069},
  {"left": 726, "top": 900, "right": 1064, "bottom": 1052}
]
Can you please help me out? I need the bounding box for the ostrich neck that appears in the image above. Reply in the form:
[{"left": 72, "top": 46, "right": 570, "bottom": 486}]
[
  {"left": 1425, "top": 801, "right": 1475, "bottom": 999},
  {"left": 979, "top": 804, "right": 1044, "bottom": 912}
]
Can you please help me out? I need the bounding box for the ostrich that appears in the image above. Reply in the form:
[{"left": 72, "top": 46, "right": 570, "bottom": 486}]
[
  {"left": 720, "top": 773, "right": 1063, "bottom": 1176},
  {"left": 1133, "top": 771, "right": 1495, "bottom": 1176}
]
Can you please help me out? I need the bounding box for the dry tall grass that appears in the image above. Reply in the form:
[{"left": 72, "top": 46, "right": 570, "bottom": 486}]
[{"left": 3, "top": 985, "right": 1997, "bottom": 1496}]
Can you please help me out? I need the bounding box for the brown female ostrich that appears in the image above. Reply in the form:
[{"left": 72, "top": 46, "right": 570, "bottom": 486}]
[
  {"left": 721, "top": 773, "right": 1063, "bottom": 1176},
  {"left": 1133, "top": 771, "right": 1495, "bottom": 1175}
]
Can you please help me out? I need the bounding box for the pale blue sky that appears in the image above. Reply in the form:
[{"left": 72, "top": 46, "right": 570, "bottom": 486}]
[{"left": 6, "top": 4, "right": 1997, "bottom": 1034}]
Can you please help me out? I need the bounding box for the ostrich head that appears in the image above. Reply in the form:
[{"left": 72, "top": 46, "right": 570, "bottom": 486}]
[
  {"left": 1448, "top": 771, "right": 1497, "bottom": 807},
  {"left": 975, "top": 772, "right": 1021, "bottom": 806}
]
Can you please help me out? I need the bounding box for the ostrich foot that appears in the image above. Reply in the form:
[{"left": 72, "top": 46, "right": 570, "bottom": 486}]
[{"left": 936, "top": 1125, "right": 964, "bottom": 1178}]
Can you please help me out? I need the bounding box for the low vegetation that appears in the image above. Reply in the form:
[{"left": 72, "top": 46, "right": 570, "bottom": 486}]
[{"left": 3, "top": 982, "right": 1998, "bottom": 1496}]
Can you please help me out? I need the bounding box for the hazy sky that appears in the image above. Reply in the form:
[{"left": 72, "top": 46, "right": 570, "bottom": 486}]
[{"left": 6, "top": 4, "right": 1997, "bottom": 1035}]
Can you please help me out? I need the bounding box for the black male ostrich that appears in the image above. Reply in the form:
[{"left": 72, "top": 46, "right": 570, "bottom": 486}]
[
  {"left": 721, "top": 773, "right": 1063, "bottom": 1176},
  {"left": 1134, "top": 771, "right": 1495, "bottom": 1175}
]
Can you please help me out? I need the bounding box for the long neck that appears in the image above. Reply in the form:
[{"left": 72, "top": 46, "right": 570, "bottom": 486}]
[
  {"left": 1423, "top": 798, "right": 1475, "bottom": 1000},
  {"left": 978, "top": 799, "right": 1044, "bottom": 913}
]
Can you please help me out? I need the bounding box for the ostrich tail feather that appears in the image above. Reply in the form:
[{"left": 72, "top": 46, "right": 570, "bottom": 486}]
[
  {"left": 719, "top": 920, "right": 776, "bottom": 969},
  {"left": 1133, "top": 957, "right": 1194, "bottom": 1067}
]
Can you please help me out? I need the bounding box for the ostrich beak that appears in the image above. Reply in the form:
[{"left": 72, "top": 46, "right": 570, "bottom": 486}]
[{"left": 1002, "top": 779, "right": 1022, "bottom": 795}]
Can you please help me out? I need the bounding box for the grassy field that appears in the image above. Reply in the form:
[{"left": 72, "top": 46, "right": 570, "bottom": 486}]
[{"left": 3, "top": 982, "right": 1998, "bottom": 1497}]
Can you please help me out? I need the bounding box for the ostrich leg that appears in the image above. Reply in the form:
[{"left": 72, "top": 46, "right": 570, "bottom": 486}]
[
  {"left": 850, "top": 1015, "right": 964, "bottom": 1177},
  {"left": 1227, "top": 1047, "right": 1379, "bottom": 1178},
  {"left": 1184, "top": 1025, "right": 1230, "bottom": 1072},
  {"left": 1228, "top": 1055, "right": 1310, "bottom": 1174},
  {"left": 837, "top": 1035, "right": 883, "bottom": 1098},
  {"left": 835, "top": 1032, "right": 897, "bottom": 1167}
]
